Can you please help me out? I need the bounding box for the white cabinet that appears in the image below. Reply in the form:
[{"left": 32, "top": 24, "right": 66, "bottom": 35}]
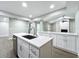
[
  {"left": 52, "top": 34, "right": 56, "bottom": 46},
  {"left": 30, "top": 45, "right": 39, "bottom": 58},
  {"left": 29, "top": 45, "right": 39, "bottom": 58},
  {"left": 18, "top": 43, "right": 22, "bottom": 57},
  {"left": 56, "top": 35, "right": 65, "bottom": 48},
  {"left": 54, "top": 35, "right": 77, "bottom": 54},
  {"left": 17, "top": 38, "right": 52, "bottom": 58},
  {"left": 66, "top": 36, "right": 76, "bottom": 52},
  {"left": 17, "top": 38, "right": 30, "bottom": 58},
  {"left": 21, "top": 43, "right": 29, "bottom": 58},
  {"left": 29, "top": 40, "right": 52, "bottom": 58}
]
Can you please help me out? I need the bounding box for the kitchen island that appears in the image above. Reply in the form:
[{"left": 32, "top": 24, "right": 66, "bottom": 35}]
[{"left": 13, "top": 33, "right": 53, "bottom": 58}]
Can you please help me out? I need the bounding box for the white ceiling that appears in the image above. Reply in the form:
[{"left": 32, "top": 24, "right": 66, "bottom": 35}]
[
  {"left": 42, "top": 1, "right": 79, "bottom": 24},
  {"left": 0, "top": 1, "right": 66, "bottom": 19},
  {"left": 43, "top": 8, "right": 65, "bottom": 21}
]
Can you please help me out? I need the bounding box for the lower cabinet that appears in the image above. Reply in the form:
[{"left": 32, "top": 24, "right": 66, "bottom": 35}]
[
  {"left": 29, "top": 40, "right": 52, "bottom": 58},
  {"left": 17, "top": 38, "right": 52, "bottom": 58},
  {"left": 52, "top": 34, "right": 56, "bottom": 47},
  {"left": 21, "top": 44, "right": 29, "bottom": 58},
  {"left": 18, "top": 43, "right": 22, "bottom": 57},
  {"left": 53, "top": 35, "right": 77, "bottom": 54},
  {"left": 13, "top": 35, "right": 17, "bottom": 55},
  {"left": 29, "top": 45, "right": 39, "bottom": 58},
  {"left": 56, "top": 35, "right": 64, "bottom": 49},
  {"left": 17, "top": 38, "right": 30, "bottom": 58},
  {"left": 66, "top": 36, "right": 76, "bottom": 52}
]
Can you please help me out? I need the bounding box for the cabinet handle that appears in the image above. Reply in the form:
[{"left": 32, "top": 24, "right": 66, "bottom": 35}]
[
  {"left": 20, "top": 45, "right": 22, "bottom": 51},
  {"left": 28, "top": 54, "right": 30, "bottom": 57}
]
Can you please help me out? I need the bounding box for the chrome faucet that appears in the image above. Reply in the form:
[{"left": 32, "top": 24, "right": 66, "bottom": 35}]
[
  {"left": 28, "top": 22, "right": 37, "bottom": 36},
  {"left": 28, "top": 22, "right": 31, "bottom": 34}
]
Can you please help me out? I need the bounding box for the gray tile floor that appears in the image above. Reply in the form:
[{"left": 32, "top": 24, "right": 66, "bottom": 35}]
[
  {"left": 0, "top": 37, "right": 16, "bottom": 58},
  {"left": 52, "top": 47, "right": 78, "bottom": 58},
  {"left": 0, "top": 37, "right": 78, "bottom": 58}
]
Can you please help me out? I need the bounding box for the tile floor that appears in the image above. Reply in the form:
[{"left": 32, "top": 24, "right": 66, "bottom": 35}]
[
  {"left": 0, "top": 37, "right": 78, "bottom": 58},
  {"left": 0, "top": 37, "right": 16, "bottom": 58}
]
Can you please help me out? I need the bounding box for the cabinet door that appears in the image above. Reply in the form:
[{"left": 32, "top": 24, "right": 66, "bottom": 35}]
[
  {"left": 30, "top": 45, "right": 39, "bottom": 58},
  {"left": 22, "top": 43, "right": 29, "bottom": 58},
  {"left": 17, "top": 38, "right": 23, "bottom": 58},
  {"left": 56, "top": 35, "right": 76, "bottom": 53},
  {"left": 52, "top": 34, "right": 56, "bottom": 47},
  {"left": 56, "top": 35, "right": 64, "bottom": 48},
  {"left": 29, "top": 52, "right": 39, "bottom": 58},
  {"left": 62, "top": 35, "right": 68, "bottom": 49},
  {"left": 18, "top": 43, "right": 22, "bottom": 58},
  {"left": 17, "top": 38, "right": 29, "bottom": 58},
  {"left": 66, "top": 36, "right": 76, "bottom": 52}
]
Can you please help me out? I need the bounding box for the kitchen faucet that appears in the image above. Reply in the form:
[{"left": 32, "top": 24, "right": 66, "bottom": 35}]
[
  {"left": 28, "top": 22, "right": 37, "bottom": 36},
  {"left": 28, "top": 22, "right": 31, "bottom": 34}
]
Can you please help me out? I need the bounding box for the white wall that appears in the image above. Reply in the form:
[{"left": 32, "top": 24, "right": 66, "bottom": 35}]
[
  {"left": 75, "top": 10, "right": 79, "bottom": 34},
  {"left": 9, "top": 18, "right": 29, "bottom": 38},
  {"left": 0, "top": 11, "right": 30, "bottom": 38},
  {"left": 43, "top": 22, "right": 49, "bottom": 31},
  {"left": 56, "top": 21, "right": 61, "bottom": 32},
  {"left": 69, "top": 19, "right": 75, "bottom": 33},
  {"left": 65, "top": 1, "right": 79, "bottom": 17},
  {"left": 50, "top": 21, "right": 61, "bottom": 32},
  {"left": 37, "top": 21, "right": 43, "bottom": 32},
  {"left": 75, "top": 10, "right": 79, "bottom": 55},
  {"left": 0, "top": 17, "right": 29, "bottom": 38},
  {"left": 50, "top": 23, "right": 56, "bottom": 32},
  {"left": 0, "top": 17, "right": 9, "bottom": 37}
]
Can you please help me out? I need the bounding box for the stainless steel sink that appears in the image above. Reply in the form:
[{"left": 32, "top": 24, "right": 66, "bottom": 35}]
[{"left": 22, "top": 35, "right": 36, "bottom": 40}]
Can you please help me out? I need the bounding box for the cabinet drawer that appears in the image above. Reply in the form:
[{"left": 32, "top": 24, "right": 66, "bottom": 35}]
[{"left": 30, "top": 45, "right": 39, "bottom": 57}]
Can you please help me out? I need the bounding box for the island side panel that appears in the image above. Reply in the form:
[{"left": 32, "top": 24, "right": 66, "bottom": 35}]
[
  {"left": 13, "top": 35, "right": 18, "bottom": 57},
  {"left": 39, "top": 40, "right": 52, "bottom": 58}
]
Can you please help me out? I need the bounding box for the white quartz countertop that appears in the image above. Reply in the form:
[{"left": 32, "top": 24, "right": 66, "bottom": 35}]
[
  {"left": 39, "top": 32, "right": 78, "bottom": 36},
  {"left": 13, "top": 33, "right": 53, "bottom": 48}
]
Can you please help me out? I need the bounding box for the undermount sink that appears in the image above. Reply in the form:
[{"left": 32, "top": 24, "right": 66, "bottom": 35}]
[{"left": 22, "top": 35, "right": 36, "bottom": 40}]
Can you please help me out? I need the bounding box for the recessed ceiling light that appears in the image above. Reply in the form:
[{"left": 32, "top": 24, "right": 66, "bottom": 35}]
[
  {"left": 50, "top": 4, "right": 55, "bottom": 9},
  {"left": 22, "top": 2, "right": 27, "bottom": 8},
  {"left": 29, "top": 15, "right": 32, "bottom": 18}
]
